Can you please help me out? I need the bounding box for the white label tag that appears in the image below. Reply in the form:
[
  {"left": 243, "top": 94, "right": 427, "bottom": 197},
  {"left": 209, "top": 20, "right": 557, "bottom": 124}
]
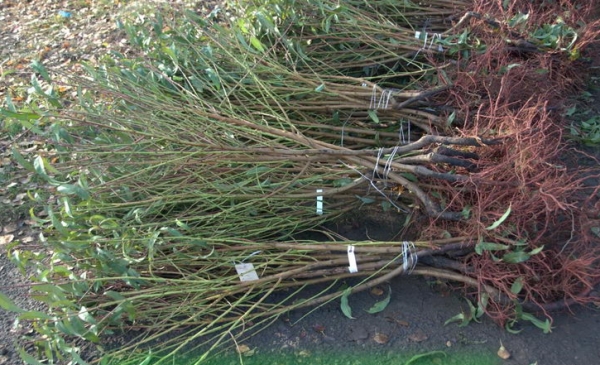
[
  {"left": 347, "top": 245, "right": 358, "bottom": 273},
  {"left": 235, "top": 263, "right": 259, "bottom": 282},
  {"left": 316, "top": 189, "right": 324, "bottom": 215}
]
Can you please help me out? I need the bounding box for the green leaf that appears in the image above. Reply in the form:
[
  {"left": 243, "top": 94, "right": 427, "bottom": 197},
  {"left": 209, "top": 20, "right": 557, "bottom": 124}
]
[
  {"left": 368, "top": 109, "right": 380, "bottom": 124},
  {"left": 505, "top": 321, "right": 523, "bottom": 334},
  {"left": 461, "top": 205, "right": 471, "bottom": 219},
  {"left": 205, "top": 68, "right": 221, "bottom": 90},
  {"left": 30, "top": 60, "right": 51, "bottom": 82},
  {"left": 502, "top": 251, "right": 531, "bottom": 264},
  {"left": 381, "top": 201, "right": 392, "bottom": 212},
  {"left": 366, "top": 286, "right": 391, "bottom": 314},
  {"left": 444, "top": 312, "right": 468, "bottom": 327},
  {"left": 446, "top": 111, "right": 456, "bottom": 126},
  {"left": 508, "top": 12, "right": 529, "bottom": 28},
  {"left": 18, "top": 311, "right": 54, "bottom": 320},
  {"left": 11, "top": 147, "right": 35, "bottom": 172},
  {"left": 404, "top": 351, "right": 447, "bottom": 365},
  {"left": 18, "top": 347, "right": 45, "bottom": 365},
  {"left": 33, "top": 155, "right": 61, "bottom": 183},
  {"left": 333, "top": 177, "right": 352, "bottom": 187},
  {"left": 57, "top": 318, "right": 76, "bottom": 336},
  {"left": 78, "top": 306, "right": 97, "bottom": 324},
  {"left": 48, "top": 209, "right": 68, "bottom": 235},
  {"left": 355, "top": 195, "right": 375, "bottom": 204},
  {"left": 510, "top": 277, "right": 524, "bottom": 294},
  {"left": 175, "top": 219, "right": 191, "bottom": 231},
  {"left": 0, "top": 291, "right": 25, "bottom": 313},
  {"left": 0, "top": 108, "right": 41, "bottom": 121},
  {"left": 400, "top": 172, "right": 418, "bottom": 182},
  {"left": 529, "top": 245, "right": 544, "bottom": 255},
  {"left": 57, "top": 184, "right": 90, "bottom": 200},
  {"left": 138, "top": 352, "right": 153, "bottom": 365},
  {"left": 234, "top": 29, "right": 254, "bottom": 53},
  {"left": 314, "top": 83, "right": 325, "bottom": 92},
  {"left": 475, "top": 241, "right": 510, "bottom": 255},
  {"left": 249, "top": 36, "right": 265, "bottom": 52},
  {"left": 466, "top": 298, "right": 480, "bottom": 323},
  {"left": 104, "top": 291, "right": 126, "bottom": 301},
  {"left": 245, "top": 166, "right": 270, "bottom": 175},
  {"left": 520, "top": 312, "right": 552, "bottom": 333},
  {"left": 254, "top": 11, "right": 278, "bottom": 34},
  {"left": 486, "top": 205, "right": 512, "bottom": 230},
  {"left": 340, "top": 288, "right": 354, "bottom": 319},
  {"left": 476, "top": 292, "right": 489, "bottom": 318}
]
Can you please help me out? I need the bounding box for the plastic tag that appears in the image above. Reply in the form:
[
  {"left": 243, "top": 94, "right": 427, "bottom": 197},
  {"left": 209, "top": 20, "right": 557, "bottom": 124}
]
[
  {"left": 347, "top": 245, "right": 358, "bottom": 273},
  {"left": 316, "top": 189, "right": 324, "bottom": 215},
  {"left": 235, "top": 262, "right": 259, "bottom": 282}
]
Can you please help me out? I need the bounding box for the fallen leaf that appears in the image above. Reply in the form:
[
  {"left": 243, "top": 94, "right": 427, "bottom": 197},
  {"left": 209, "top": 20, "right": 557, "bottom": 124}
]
[
  {"left": 3, "top": 223, "right": 18, "bottom": 234},
  {"left": 13, "top": 193, "right": 27, "bottom": 204},
  {"left": 313, "top": 324, "right": 325, "bottom": 333},
  {"left": 296, "top": 350, "right": 311, "bottom": 357},
  {"left": 408, "top": 330, "right": 428, "bottom": 342},
  {"left": 386, "top": 317, "right": 409, "bottom": 327},
  {"left": 373, "top": 333, "right": 389, "bottom": 344},
  {"left": 370, "top": 287, "right": 384, "bottom": 296},
  {"left": 0, "top": 235, "right": 15, "bottom": 246},
  {"left": 236, "top": 344, "right": 254, "bottom": 356}
]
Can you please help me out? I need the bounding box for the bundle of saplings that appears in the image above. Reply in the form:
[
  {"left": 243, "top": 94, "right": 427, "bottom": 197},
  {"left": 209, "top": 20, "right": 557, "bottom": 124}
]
[{"left": 7, "top": 0, "right": 600, "bottom": 364}]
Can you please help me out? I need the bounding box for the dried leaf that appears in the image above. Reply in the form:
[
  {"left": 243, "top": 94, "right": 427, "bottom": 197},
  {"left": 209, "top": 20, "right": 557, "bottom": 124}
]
[
  {"left": 297, "top": 350, "right": 311, "bottom": 357},
  {"left": 3, "top": 222, "right": 18, "bottom": 233},
  {"left": 408, "top": 330, "right": 428, "bottom": 342},
  {"left": 373, "top": 333, "right": 389, "bottom": 344},
  {"left": 497, "top": 342, "right": 511, "bottom": 360},
  {"left": 370, "top": 287, "right": 384, "bottom": 296},
  {"left": 312, "top": 324, "right": 325, "bottom": 333},
  {"left": 395, "top": 319, "right": 410, "bottom": 327},
  {"left": 0, "top": 235, "right": 15, "bottom": 246},
  {"left": 236, "top": 344, "right": 252, "bottom": 355}
]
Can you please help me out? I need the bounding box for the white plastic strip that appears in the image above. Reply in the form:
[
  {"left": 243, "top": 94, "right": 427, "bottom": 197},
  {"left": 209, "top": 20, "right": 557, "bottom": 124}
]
[
  {"left": 414, "top": 31, "right": 443, "bottom": 51},
  {"left": 401, "top": 241, "right": 417, "bottom": 273},
  {"left": 316, "top": 189, "right": 324, "bottom": 215},
  {"left": 235, "top": 262, "right": 259, "bottom": 282},
  {"left": 347, "top": 245, "right": 358, "bottom": 273}
]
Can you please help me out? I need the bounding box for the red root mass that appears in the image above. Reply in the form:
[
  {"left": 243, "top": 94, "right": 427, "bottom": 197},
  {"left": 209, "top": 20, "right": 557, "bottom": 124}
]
[{"left": 417, "top": 0, "right": 600, "bottom": 323}]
